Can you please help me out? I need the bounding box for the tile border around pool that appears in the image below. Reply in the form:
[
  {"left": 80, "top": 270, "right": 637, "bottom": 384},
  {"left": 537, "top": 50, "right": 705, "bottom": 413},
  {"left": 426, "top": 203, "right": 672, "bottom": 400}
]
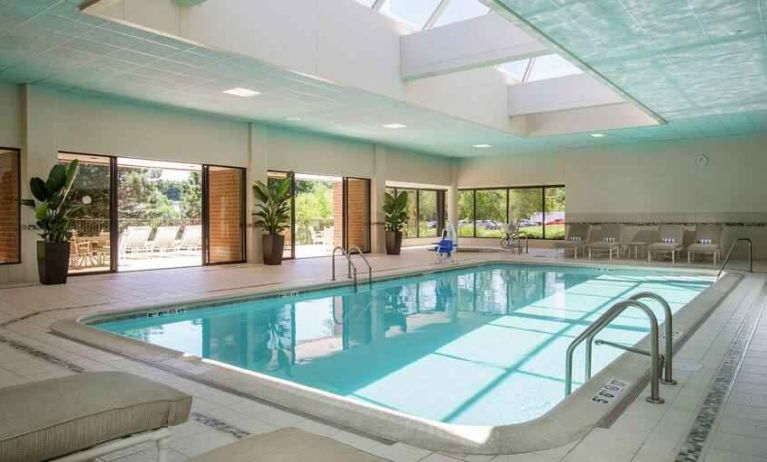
[{"left": 49, "top": 261, "right": 740, "bottom": 455}]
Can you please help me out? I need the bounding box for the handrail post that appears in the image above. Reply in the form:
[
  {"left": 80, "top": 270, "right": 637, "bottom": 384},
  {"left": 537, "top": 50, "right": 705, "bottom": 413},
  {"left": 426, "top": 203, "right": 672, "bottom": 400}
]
[
  {"left": 717, "top": 238, "right": 753, "bottom": 278},
  {"left": 565, "top": 300, "right": 664, "bottom": 404},
  {"left": 630, "top": 292, "right": 676, "bottom": 385}
]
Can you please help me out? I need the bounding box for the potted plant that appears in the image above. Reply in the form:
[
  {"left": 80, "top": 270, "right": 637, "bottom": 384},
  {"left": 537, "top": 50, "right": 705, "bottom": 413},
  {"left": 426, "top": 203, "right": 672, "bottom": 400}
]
[
  {"left": 253, "top": 172, "right": 293, "bottom": 265},
  {"left": 383, "top": 190, "right": 408, "bottom": 255},
  {"left": 22, "top": 160, "right": 80, "bottom": 285}
]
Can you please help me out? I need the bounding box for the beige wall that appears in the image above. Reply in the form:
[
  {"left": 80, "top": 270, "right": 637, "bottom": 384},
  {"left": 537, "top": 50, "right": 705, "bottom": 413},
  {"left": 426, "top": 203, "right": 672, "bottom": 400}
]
[{"left": 0, "top": 83, "right": 455, "bottom": 282}]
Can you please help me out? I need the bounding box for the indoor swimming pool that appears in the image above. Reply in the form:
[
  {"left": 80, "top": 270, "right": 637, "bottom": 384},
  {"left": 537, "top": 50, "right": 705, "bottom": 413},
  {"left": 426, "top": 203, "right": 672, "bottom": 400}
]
[{"left": 95, "top": 263, "right": 714, "bottom": 426}]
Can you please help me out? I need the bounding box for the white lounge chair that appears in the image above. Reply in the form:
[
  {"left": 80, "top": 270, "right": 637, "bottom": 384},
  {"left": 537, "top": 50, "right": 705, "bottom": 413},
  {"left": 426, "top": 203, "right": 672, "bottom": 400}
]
[
  {"left": 647, "top": 224, "right": 685, "bottom": 263},
  {"left": 148, "top": 226, "right": 179, "bottom": 253},
  {"left": 0, "top": 372, "right": 191, "bottom": 462},
  {"left": 555, "top": 223, "right": 592, "bottom": 259},
  {"left": 687, "top": 224, "right": 723, "bottom": 265},
  {"left": 588, "top": 224, "right": 624, "bottom": 260},
  {"left": 174, "top": 224, "right": 202, "bottom": 252},
  {"left": 119, "top": 226, "right": 152, "bottom": 255}
]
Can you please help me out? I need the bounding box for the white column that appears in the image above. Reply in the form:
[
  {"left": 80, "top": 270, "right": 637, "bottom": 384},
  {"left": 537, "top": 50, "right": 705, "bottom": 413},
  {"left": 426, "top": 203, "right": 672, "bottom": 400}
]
[
  {"left": 447, "top": 158, "right": 459, "bottom": 229},
  {"left": 371, "top": 145, "right": 388, "bottom": 254},
  {"left": 247, "top": 124, "right": 269, "bottom": 263}
]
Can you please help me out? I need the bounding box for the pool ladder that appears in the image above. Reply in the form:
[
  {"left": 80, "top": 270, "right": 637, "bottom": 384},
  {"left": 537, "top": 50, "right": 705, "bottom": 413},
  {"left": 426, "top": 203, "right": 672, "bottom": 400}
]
[
  {"left": 332, "top": 246, "right": 372, "bottom": 292},
  {"left": 717, "top": 238, "right": 753, "bottom": 279},
  {"left": 565, "top": 292, "right": 676, "bottom": 404}
]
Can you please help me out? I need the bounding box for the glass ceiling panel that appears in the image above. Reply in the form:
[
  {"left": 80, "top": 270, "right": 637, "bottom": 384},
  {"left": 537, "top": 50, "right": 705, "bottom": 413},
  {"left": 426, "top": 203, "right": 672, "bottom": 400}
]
[
  {"left": 354, "top": 0, "right": 376, "bottom": 6},
  {"left": 527, "top": 54, "right": 582, "bottom": 82},
  {"left": 431, "top": 0, "right": 490, "bottom": 28},
  {"left": 381, "top": 0, "right": 443, "bottom": 30},
  {"left": 498, "top": 59, "right": 530, "bottom": 83}
]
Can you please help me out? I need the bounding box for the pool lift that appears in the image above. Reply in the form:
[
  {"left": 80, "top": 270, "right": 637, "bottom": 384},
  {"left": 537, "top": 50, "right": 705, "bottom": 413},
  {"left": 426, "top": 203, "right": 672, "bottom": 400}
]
[{"left": 435, "top": 223, "right": 457, "bottom": 263}]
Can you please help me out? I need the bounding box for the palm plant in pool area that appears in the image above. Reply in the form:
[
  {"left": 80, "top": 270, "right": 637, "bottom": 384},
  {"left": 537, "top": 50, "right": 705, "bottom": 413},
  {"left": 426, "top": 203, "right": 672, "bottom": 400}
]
[
  {"left": 383, "top": 190, "right": 409, "bottom": 255},
  {"left": 252, "top": 172, "right": 294, "bottom": 265},
  {"left": 21, "top": 160, "right": 81, "bottom": 284}
]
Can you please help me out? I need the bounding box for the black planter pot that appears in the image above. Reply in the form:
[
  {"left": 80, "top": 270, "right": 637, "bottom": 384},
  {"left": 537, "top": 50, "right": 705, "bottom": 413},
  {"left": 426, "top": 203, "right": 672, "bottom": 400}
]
[
  {"left": 36, "top": 241, "right": 70, "bottom": 285},
  {"left": 262, "top": 234, "right": 285, "bottom": 265},
  {"left": 385, "top": 230, "right": 403, "bottom": 255}
]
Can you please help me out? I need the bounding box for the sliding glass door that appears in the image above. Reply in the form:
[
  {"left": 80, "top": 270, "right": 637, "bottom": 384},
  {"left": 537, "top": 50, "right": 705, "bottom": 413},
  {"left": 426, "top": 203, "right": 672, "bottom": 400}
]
[
  {"left": 203, "top": 165, "right": 246, "bottom": 264},
  {"left": 271, "top": 171, "right": 371, "bottom": 259}
]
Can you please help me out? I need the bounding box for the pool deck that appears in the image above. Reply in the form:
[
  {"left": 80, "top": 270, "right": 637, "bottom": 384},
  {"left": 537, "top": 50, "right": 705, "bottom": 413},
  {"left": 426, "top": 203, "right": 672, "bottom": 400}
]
[{"left": 1, "top": 248, "right": 765, "bottom": 462}]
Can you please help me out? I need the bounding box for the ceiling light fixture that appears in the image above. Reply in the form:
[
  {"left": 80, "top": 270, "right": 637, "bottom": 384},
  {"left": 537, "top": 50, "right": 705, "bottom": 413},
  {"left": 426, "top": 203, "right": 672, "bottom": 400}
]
[
  {"left": 382, "top": 123, "right": 406, "bottom": 129},
  {"left": 223, "top": 87, "right": 260, "bottom": 97},
  {"left": 472, "top": 144, "right": 492, "bottom": 149},
  {"left": 590, "top": 133, "right": 606, "bottom": 138}
]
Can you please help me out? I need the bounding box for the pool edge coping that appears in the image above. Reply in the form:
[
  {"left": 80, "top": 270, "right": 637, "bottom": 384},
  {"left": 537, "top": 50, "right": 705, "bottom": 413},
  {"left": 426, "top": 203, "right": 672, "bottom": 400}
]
[{"left": 49, "top": 260, "right": 742, "bottom": 455}]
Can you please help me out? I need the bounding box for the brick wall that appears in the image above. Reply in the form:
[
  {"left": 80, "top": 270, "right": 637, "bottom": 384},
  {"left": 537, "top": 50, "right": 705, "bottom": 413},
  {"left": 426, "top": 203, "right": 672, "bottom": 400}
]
[
  {"left": 0, "top": 151, "right": 19, "bottom": 264},
  {"left": 332, "top": 179, "right": 369, "bottom": 251},
  {"left": 207, "top": 168, "right": 243, "bottom": 263}
]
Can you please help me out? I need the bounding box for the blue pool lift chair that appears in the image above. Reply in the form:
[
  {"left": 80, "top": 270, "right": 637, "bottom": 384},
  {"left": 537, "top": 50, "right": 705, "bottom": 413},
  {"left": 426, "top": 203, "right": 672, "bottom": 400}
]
[{"left": 436, "top": 223, "right": 458, "bottom": 263}]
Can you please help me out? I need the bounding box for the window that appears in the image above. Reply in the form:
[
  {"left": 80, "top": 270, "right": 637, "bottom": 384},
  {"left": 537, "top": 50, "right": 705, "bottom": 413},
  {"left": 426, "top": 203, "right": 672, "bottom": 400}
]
[
  {"left": 0, "top": 149, "right": 20, "bottom": 265},
  {"left": 457, "top": 189, "right": 474, "bottom": 238},
  {"left": 386, "top": 186, "right": 445, "bottom": 238},
  {"left": 381, "top": 0, "right": 442, "bottom": 30},
  {"left": 431, "top": 1, "right": 490, "bottom": 28},
  {"left": 459, "top": 186, "right": 565, "bottom": 239},
  {"left": 498, "top": 54, "right": 582, "bottom": 84},
  {"left": 475, "top": 189, "right": 507, "bottom": 238}
]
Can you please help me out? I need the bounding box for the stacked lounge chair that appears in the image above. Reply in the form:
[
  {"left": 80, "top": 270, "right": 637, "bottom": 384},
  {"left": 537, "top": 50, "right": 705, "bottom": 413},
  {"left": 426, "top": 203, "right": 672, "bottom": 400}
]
[
  {"left": 555, "top": 223, "right": 592, "bottom": 259},
  {"left": 647, "top": 224, "right": 685, "bottom": 263},
  {"left": 588, "top": 224, "right": 624, "bottom": 260}
]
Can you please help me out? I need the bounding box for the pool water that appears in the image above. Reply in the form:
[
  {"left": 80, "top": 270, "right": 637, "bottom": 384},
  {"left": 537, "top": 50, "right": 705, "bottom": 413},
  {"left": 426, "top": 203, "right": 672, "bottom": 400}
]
[{"left": 97, "top": 264, "right": 713, "bottom": 426}]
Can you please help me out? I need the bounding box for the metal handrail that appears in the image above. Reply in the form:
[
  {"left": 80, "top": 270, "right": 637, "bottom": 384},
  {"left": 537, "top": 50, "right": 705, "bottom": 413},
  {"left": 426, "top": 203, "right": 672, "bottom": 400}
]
[
  {"left": 717, "top": 238, "right": 753, "bottom": 279},
  {"left": 349, "top": 246, "right": 373, "bottom": 286},
  {"left": 565, "top": 299, "right": 664, "bottom": 404},
  {"left": 332, "top": 246, "right": 358, "bottom": 291},
  {"left": 585, "top": 292, "right": 676, "bottom": 385}
]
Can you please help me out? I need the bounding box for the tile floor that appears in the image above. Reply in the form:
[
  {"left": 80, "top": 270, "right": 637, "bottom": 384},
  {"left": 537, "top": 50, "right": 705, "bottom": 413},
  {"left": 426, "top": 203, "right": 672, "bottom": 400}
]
[{"left": 0, "top": 247, "right": 764, "bottom": 462}]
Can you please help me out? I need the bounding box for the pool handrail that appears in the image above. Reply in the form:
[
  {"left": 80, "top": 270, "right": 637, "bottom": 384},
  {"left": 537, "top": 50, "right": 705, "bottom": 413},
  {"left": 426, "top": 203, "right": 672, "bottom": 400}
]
[
  {"left": 348, "top": 246, "right": 373, "bottom": 286},
  {"left": 585, "top": 292, "right": 676, "bottom": 385},
  {"left": 331, "top": 246, "right": 359, "bottom": 291},
  {"left": 717, "top": 238, "right": 753, "bottom": 279},
  {"left": 565, "top": 299, "right": 664, "bottom": 404}
]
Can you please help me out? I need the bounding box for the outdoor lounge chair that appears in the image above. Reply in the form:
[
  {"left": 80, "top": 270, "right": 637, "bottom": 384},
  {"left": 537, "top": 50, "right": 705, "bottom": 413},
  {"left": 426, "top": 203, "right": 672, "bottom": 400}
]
[
  {"left": 119, "top": 226, "right": 152, "bottom": 255},
  {"left": 647, "top": 224, "right": 685, "bottom": 263},
  {"left": 149, "top": 226, "right": 180, "bottom": 253},
  {"left": 554, "top": 223, "right": 592, "bottom": 259},
  {"left": 174, "top": 224, "right": 202, "bottom": 251},
  {"left": 0, "top": 371, "right": 191, "bottom": 462},
  {"left": 588, "top": 224, "right": 624, "bottom": 260},
  {"left": 687, "top": 224, "right": 723, "bottom": 265}
]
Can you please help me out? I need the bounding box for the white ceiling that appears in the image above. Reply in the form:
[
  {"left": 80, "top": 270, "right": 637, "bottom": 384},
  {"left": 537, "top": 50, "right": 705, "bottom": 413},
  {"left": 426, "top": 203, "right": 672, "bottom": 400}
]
[{"left": 0, "top": 0, "right": 765, "bottom": 158}]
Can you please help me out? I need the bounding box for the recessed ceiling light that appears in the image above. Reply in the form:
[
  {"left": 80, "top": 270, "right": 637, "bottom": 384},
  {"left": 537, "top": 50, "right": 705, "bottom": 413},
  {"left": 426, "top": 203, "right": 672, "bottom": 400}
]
[
  {"left": 382, "top": 123, "right": 407, "bottom": 129},
  {"left": 590, "top": 133, "right": 606, "bottom": 138},
  {"left": 223, "top": 87, "right": 260, "bottom": 97},
  {"left": 472, "top": 144, "right": 492, "bottom": 149},
  {"left": 285, "top": 116, "right": 302, "bottom": 121}
]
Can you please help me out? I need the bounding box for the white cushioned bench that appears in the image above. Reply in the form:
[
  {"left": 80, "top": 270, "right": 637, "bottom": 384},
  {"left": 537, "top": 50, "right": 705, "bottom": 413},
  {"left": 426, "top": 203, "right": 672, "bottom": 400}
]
[{"left": 0, "top": 371, "right": 192, "bottom": 462}]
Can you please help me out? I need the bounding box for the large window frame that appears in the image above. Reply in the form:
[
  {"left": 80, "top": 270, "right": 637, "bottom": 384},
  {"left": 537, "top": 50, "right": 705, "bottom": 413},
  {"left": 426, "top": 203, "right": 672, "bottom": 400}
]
[
  {"left": 0, "top": 148, "right": 21, "bottom": 265},
  {"left": 270, "top": 170, "right": 372, "bottom": 259},
  {"left": 385, "top": 187, "right": 446, "bottom": 239},
  {"left": 458, "top": 185, "right": 565, "bottom": 240}
]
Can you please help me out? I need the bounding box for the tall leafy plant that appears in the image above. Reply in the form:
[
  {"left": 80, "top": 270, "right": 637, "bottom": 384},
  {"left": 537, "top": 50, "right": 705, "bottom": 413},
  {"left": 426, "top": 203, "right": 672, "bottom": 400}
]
[
  {"left": 383, "top": 190, "right": 409, "bottom": 232},
  {"left": 252, "top": 172, "right": 293, "bottom": 235},
  {"left": 21, "top": 160, "right": 81, "bottom": 242}
]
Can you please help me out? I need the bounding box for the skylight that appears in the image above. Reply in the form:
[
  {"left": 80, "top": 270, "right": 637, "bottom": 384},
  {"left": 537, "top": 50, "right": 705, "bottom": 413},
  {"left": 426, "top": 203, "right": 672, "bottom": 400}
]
[
  {"left": 380, "top": 0, "right": 442, "bottom": 30},
  {"left": 498, "top": 54, "right": 583, "bottom": 84},
  {"left": 361, "top": 0, "right": 493, "bottom": 32},
  {"left": 431, "top": 1, "right": 490, "bottom": 28}
]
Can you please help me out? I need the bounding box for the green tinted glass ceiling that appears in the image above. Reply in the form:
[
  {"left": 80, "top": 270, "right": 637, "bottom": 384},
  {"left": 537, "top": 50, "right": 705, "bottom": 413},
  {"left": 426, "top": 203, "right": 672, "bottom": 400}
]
[{"left": 490, "top": 0, "right": 767, "bottom": 120}]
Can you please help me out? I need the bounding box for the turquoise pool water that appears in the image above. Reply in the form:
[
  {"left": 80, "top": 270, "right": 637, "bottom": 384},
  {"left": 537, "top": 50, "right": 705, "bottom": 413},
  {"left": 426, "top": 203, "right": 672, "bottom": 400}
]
[{"left": 97, "top": 264, "right": 713, "bottom": 425}]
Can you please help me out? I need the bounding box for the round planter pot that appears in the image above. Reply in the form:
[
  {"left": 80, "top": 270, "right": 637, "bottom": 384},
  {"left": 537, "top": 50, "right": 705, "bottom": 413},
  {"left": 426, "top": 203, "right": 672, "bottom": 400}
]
[
  {"left": 36, "top": 241, "right": 70, "bottom": 285},
  {"left": 385, "top": 230, "right": 403, "bottom": 255},
  {"left": 262, "top": 234, "right": 286, "bottom": 265}
]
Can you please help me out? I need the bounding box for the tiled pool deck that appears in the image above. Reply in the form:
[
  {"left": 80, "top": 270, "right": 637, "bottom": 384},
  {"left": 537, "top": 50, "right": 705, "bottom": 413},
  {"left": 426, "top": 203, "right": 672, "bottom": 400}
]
[{"left": 0, "top": 248, "right": 764, "bottom": 462}]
